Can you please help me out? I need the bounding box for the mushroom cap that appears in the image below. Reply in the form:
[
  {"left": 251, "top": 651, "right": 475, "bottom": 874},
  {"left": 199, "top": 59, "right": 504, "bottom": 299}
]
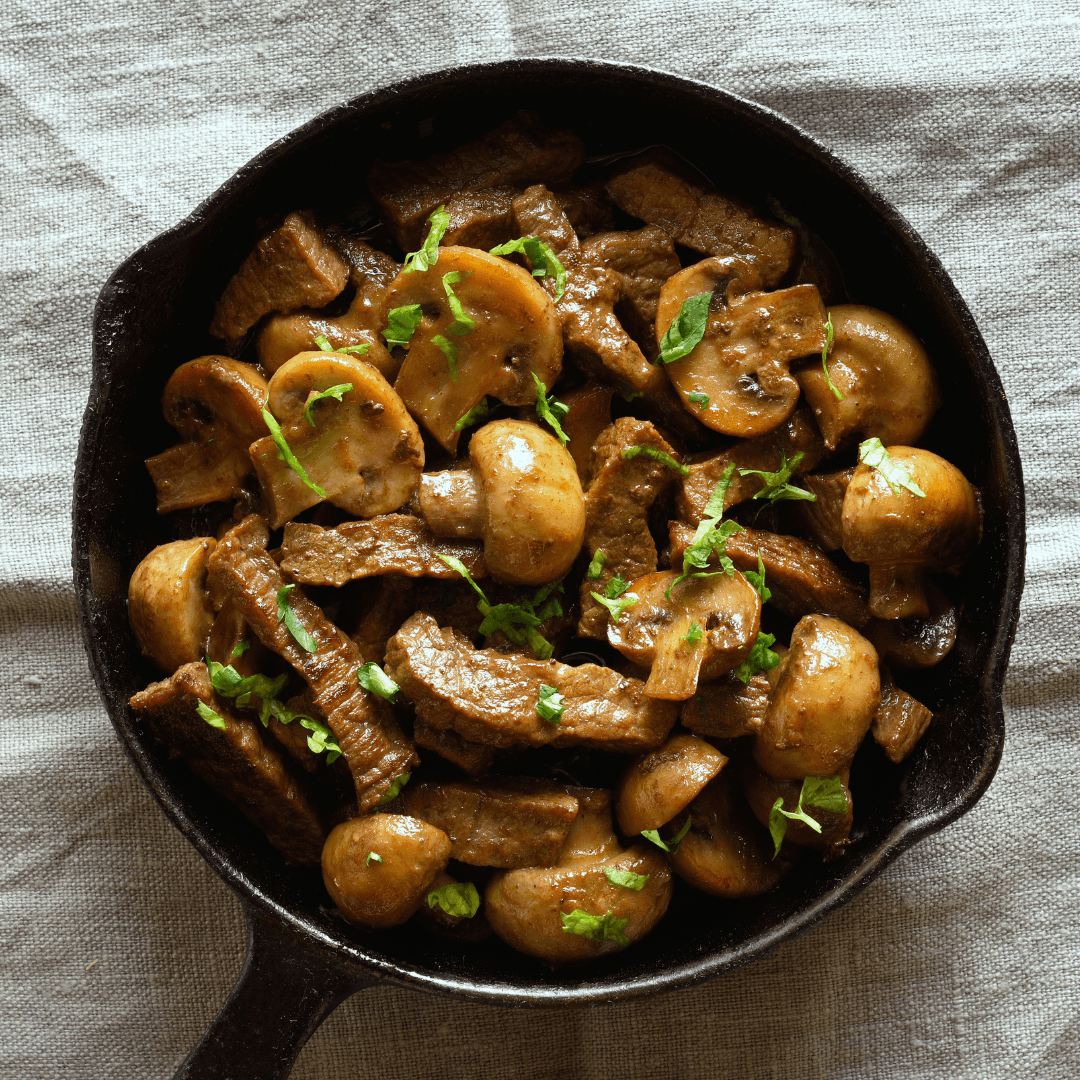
[
  {"left": 606, "top": 570, "right": 762, "bottom": 700},
  {"left": 321, "top": 813, "right": 452, "bottom": 930},
  {"left": 656, "top": 256, "right": 827, "bottom": 437},
  {"left": 384, "top": 246, "right": 563, "bottom": 453},
  {"left": 468, "top": 419, "right": 585, "bottom": 585},
  {"left": 741, "top": 760, "right": 853, "bottom": 850},
  {"left": 752, "top": 614, "right": 881, "bottom": 780},
  {"left": 128, "top": 537, "right": 217, "bottom": 674},
  {"left": 483, "top": 790, "right": 672, "bottom": 963},
  {"left": 795, "top": 305, "right": 942, "bottom": 451},
  {"left": 255, "top": 317, "right": 399, "bottom": 381},
  {"left": 249, "top": 351, "right": 424, "bottom": 529},
  {"left": 616, "top": 733, "right": 728, "bottom": 836}
]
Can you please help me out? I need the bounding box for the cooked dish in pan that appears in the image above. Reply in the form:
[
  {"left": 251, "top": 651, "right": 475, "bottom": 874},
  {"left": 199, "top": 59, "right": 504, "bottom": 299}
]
[{"left": 126, "top": 112, "right": 980, "bottom": 963}]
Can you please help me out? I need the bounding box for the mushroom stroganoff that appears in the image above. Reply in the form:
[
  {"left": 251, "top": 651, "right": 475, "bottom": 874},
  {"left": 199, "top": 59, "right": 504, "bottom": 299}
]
[{"left": 126, "top": 113, "right": 979, "bottom": 964}]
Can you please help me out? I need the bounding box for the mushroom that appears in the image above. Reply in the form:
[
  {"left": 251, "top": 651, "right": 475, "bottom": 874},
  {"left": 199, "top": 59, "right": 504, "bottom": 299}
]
[
  {"left": 616, "top": 733, "right": 728, "bottom": 837},
  {"left": 383, "top": 246, "right": 563, "bottom": 453},
  {"left": 321, "top": 813, "right": 452, "bottom": 930},
  {"left": 249, "top": 351, "right": 424, "bottom": 529},
  {"left": 605, "top": 570, "right": 762, "bottom": 700},
  {"left": 655, "top": 256, "right": 828, "bottom": 437},
  {"left": 864, "top": 580, "right": 960, "bottom": 668},
  {"left": 742, "top": 760, "right": 853, "bottom": 851},
  {"left": 842, "top": 446, "right": 981, "bottom": 619},
  {"left": 128, "top": 537, "right": 217, "bottom": 673},
  {"left": 484, "top": 789, "right": 672, "bottom": 963},
  {"left": 145, "top": 356, "right": 268, "bottom": 514},
  {"left": 417, "top": 419, "right": 585, "bottom": 586},
  {"left": 794, "top": 305, "right": 942, "bottom": 451},
  {"left": 752, "top": 614, "right": 881, "bottom": 781}
]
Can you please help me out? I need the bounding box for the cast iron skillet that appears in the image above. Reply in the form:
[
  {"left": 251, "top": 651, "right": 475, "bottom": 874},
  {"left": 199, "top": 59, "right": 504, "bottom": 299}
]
[{"left": 74, "top": 58, "right": 1025, "bottom": 1079}]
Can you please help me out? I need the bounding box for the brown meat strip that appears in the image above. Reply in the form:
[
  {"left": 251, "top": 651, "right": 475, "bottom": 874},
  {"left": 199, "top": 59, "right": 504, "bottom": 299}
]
[
  {"left": 129, "top": 662, "right": 326, "bottom": 864},
  {"left": 367, "top": 112, "right": 585, "bottom": 250},
  {"left": 669, "top": 521, "right": 870, "bottom": 629},
  {"left": 871, "top": 667, "right": 933, "bottom": 762},
  {"left": 209, "top": 211, "right": 349, "bottom": 340},
  {"left": 681, "top": 673, "right": 770, "bottom": 739},
  {"left": 412, "top": 718, "right": 497, "bottom": 778},
  {"left": 443, "top": 187, "right": 517, "bottom": 248},
  {"left": 578, "top": 418, "right": 677, "bottom": 639},
  {"left": 552, "top": 181, "right": 619, "bottom": 238},
  {"left": 385, "top": 613, "right": 678, "bottom": 752},
  {"left": 207, "top": 515, "right": 418, "bottom": 811},
  {"left": 796, "top": 467, "right": 854, "bottom": 552},
  {"left": 605, "top": 149, "right": 796, "bottom": 287},
  {"left": 280, "top": 516, "right": 487, "bottom": 587},
  {"left": 399, "top": 779, "right": 580, "bottom": 868}
]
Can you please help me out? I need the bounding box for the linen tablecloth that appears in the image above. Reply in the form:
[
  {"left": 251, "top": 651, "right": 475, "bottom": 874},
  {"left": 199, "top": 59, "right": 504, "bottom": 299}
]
[{"left": 2, "top": 2, "right": 1077, "bottom": 1076}]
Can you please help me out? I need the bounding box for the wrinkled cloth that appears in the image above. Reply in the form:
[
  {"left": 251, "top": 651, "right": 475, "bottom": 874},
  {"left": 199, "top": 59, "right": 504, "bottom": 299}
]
[{"left": 1, "top": 2, "right": 1078, "bottom": 1078}]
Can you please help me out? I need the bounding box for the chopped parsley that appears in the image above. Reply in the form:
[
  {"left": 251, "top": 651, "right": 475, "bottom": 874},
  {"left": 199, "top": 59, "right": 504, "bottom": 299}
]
[
  {"left": 314, "top": 333, "right": 370, "bottom": 356},
  {"left": 621, "top": 445, "right": 688, "bottom": 477},
  {"left": 603, "top": 866, "right": 650, "bottom": 891},
  {"left": 206, "top": 659, "right": 288, "bottom": 725},
  {"left": 533, "top": 374, "right": 570, "bottom": 447},
  {"left": 591, "top": 572, "right": 637, "bottom": 625},
  {"left": 560, "top": 909, "right": 630, "bottom": 946},
  {"left": 432, "top": 334, "right": 458, "bottom": 381},
  {"left": 292, "top": 711, "right": 342, "bottom": 763},
  {"left": 427, "top": 881, "right": 480, "bottom": 918},
  {"left": 441, "top": 270, "right": 475, "bottom": 337},
  {"left": 859, "top": 438, "right": 927, "bottom": 497},
  {"left": 742, "top": 554, "right": 773, "bottom": 604},
  {"left": 821, "top": 311, "right": 844, "bottom": 402},
  {"left": 681, "top": 621, "right": 703, "bottom": 646},
  {"left": 261, "top": 408, "right": 327, "bottom": 498},
  {"left": 586, "top": 550, "right": 607, "bottom": 580},
  {"left": 739, "top": 450, "right": 816, "bottom": 504},
  {"left": 688, "top": 391, "right": 710, "bottom": 411},
  {"left": 667, "top": 464, "right": 744, "bottom": 600},
  {"left": 732, "top": 632, "right": 780, "bottom": 684},
  {"left": 356, "top": 662, "right": 399, "bottom": 702},
  {"left": 378, "top": 771, "right": 411, "bottom": 806},
  {"left": 196, "top": 700, "right": 227, "bottom": 730},
  {"left": 276, "top": 584, "right": 318, "bottom": 653},
  {"left": 230, "top": 640, "right": 250, "bottom": 658},
  {"left": 768, "top": 775, "right": 849, "bottom": 857},
  {"left": 536, "top": 684, "right": 565, "bottom": 724},
  {"left": 641, "top": 815, "right": 692, "bottom": 854},
  {"left": 382, "top": 304, "right": 424, "bottom": 349},
  {"left": 366, "top": 852, "right": 383, "bottom": 867},
  {"left": 657, "top": 291, "right": 711, "bottom": 364},
  {"left": 452, "top": 397, "right": 491, "bottom": 433},
  {"left": 489, "top": 236, "right": 567, "bottom": 302},
  {"left": 403, "top": 204, "right": 450, "bottom": 273},
  {"left": 302, "top": 383, "right": 353, "bottom": 427}
]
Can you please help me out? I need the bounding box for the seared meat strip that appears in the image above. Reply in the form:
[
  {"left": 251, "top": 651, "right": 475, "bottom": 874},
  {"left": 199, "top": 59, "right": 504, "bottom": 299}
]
[
  {"left": 871, "top": 667, "right": 933, "bottom": 763},
  {"left": 796, "top": 467, "right": 854, "bottom": 552},
  {"left": 209, "top": 211, "right": 349, "bottom": 340},
  {"left": 367, "top": 112, "right": 585, "bottom": 250},
  {"left": 681, "top": 673, "right": 770, "bottom": 739},
  {"left": 281, "top": 516, "right": 487, "bottom": 587},
  {"left": 385, "top": 613, "right": 678, "bottom": 752},
  {"left": 579, "top": 418, "right": 677, "bottom": 639},
  {"left": 207, "top": 516, "right": 418, "bottom": 811},
  {"left": 442, "top": 187, "right": 517, "bottom": 248},
  {"left": 552, "top": 181, "right": 619, "bottom": 238},
  {"left": 605, "top": 149, "right": 796, "bottom": 287},
  {"left": 412, "top": 718, "right": 497, "bottom": 778},
  {"left": 129, "top": 662, "right": 325, "bottom": 865},
  {"left": 398, "top": 779, "right": 580, "bottom": 868},
  {"left": 669, "top": 522, "right": 870, "bottom": 629}
]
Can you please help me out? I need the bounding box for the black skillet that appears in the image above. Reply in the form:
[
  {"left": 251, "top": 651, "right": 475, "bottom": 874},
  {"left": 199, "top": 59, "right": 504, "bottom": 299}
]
[{"left": 73, "top": 58, "right": 1025, "bottom": 1079}]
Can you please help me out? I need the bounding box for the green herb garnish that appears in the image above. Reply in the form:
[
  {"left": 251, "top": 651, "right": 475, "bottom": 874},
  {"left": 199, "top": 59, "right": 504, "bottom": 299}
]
[
  {"left": 590, "top": 573, "right": 635, "bottom": 625},
  {"left": 742, "top": 555, "right": 772, "bottom": 604},
  {"left": 452, "top": 397, "right": 491, "bottom": 433},
  {"left": 732, "top": 632, "right": 780, "bottom": 685},
  {"left": 196, "top": 701, "right": 227, "bottom": 730},
  {"left": 276, "top": 584, "right": 318, "bottom": 653},
  {"left": 441, "top": 271, "right": 475, "bottom": 337},
  {"left": 378, "top": 771, "right": 411, "bottom": 805},
  {"left": 640, "top": 815, "right": 692, "bottom": 854},
  {"left": 230, "top": 640, "right": 250, "bottom": 658},
  {"left": 432, "top": 334, "right": 458, "bottom": 381},
  {"left": 768, "top": 775, "right": 849, "bottom": 857},
  {"left": 366, "top": 852, "right": 383, "bottom": 866},
  {"left": 859, "top": 438, "right": 927, "bottom": 497},
  {"left": 821, "top": 311, "right": 843, "bottom": 401},
  {"left": 303, "top": 383, "right": 353, "bottom": 427},
  {"left": 681, "top": 622, "right": 703, "bottom": 645},
  {"left": 739, "top": 451, "right": 816, "bottom": 504},
  {"left": 657, "top": 291, "right": 711, "bottom": 364},
  {"left": 603, "top": 866, "right": 650, "bottom": 891},
  {"left": 206, "top": 659, "right": 289, "bottom": 725},
  {"left": 533, "top": 374, "right": 570, "bottom": 448},
  {"left": 265, "top": 696, "right": 341, "bottom": 764},
  {"left": 560, "top": 909, "right": 630, "bottom": 946},
  {"left": 688, "top": 391, "right": 710, "bottom": 411},
  {"left": 314, "top": 333, "right": 370, "bottom": 356},
  {"left": 621, "top": 445, "right": 688, "bottom": 477},
  {"left": 403, "top": 204, "right": 450, "bottom": 273},
  {"left": 489, "top": 236, "right": 567, "bottom": 302},
  {"left": 536, "top": 684, "right": 565, "bottom": 724},
  {"left": 356, "top": 662, "right": 400, "bottom": 702},
  {"left": 586, "top": 550, "right": 607, "bottom": 580},
  {"left": 427, "top": 881, "right": 480, "bottom": 918},
  {"left": 666, "top": 464, "right": 744, "bottom": 600},
  {"left": 382, "top": 304, "right": 424, "bottom": 349},
  {"left": 261, "top": 408, "right": 327, "bottom": 498}
]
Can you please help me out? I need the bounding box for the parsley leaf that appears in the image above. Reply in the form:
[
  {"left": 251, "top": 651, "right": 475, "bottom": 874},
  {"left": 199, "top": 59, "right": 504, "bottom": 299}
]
[
  {"left": 591, "top": 590, "right": 637, "bottom": 625},
  {"left": 205, "top": 659, "right": 288, "bottom": 725},
  {"left": 604, "top": 574, "right": 629, "bottom": 600},
  {"left": 441, "top": 271, "right": 475, "bottom": 337},
  {"left": 452, "top": 397, "right": 491, "bottom": 433},
  {"left": 560, "top": 909, "right": 630, "bottom": 946},
  {"left": 621, "top": 445, "right": 688, "bottom": 477},
  {"left": 603, "top": 866, "right": 650, "bottom": 891},
  {"left": 427, "top": 881, "right": 481, "bottom": 918},
  {"left": 666, "top": 517, "right": 744, "bottom": 600},
  {"left": 821, "top": 311, "right": 844, "bottom": 401},
  {"left": 196, "top": 700, "right": 227, "bottom": 730},
  {"left": 732, "top": 632, "right": 780, "bottom": 684},
  {"left": 489, "top": 236, "right": 567, "bottom": 302},
  {"left": 658, "top": 291, "right": 711, "bottom": 364},
  {"left": 378, "top": 771, "right": 411, "bottom": 806},
  {"left": 356, "top": 662, "right": 400, "bottom": 702},
  {"left": 859, "top": 438, "right": 927, "bottom": 497},
  {"left": 382, "top": 304, "right": 424, "bottom": 349},
  {"left": 303, "top": 383, "right": 353, "bottom": 427},
  {"left": 742, "top": 554, "right": 773, "bottom": 604},
  {"left": 739, "top": 451, "right": 816, "bottom": 504},
  {"left": 533, "top": 374, "right": 570, "bottom": 447},
  {"left": 681, "top": 621, "right": 703, "bottom": 645},
  {"left": 586, "top": 550, "right": 607, "bottom": 580},
  {"left": 536, "top": 684, "right": 565, "bottom": 724},
  {"left": 276, "top": 585, "right": 318, "bottom": 653},
  {"left": 261, "top": 408, "right": 327, "bottom": 498},
  {"left": 366, "top": 851, "right": 383, "bottom": 866},
  {"left": 768, "top": 774, "right": 849, "bottom": 857},
  {"left": 640, "top": 815, "right": 692, "bottom": 854},
  {"left": 432, "top": 334, "right": 458, "bottom": 381},
  {"left": 703, "top": 463, "right": 737, "bottom": 520},
  {"left": 314, "top": 333, "right": 370, "bottom": 356},
  {"left": 688, "top": 391, "right": 710, "bottom": 411},
  {"left": 403, "top": 204, "right": 450, "bottom": 273},
  {"left": 293, "top": 711, "right": 342, "bottom": 764},
  {"left": 230, "top": 640, "right": 250, "bottom": 658}
]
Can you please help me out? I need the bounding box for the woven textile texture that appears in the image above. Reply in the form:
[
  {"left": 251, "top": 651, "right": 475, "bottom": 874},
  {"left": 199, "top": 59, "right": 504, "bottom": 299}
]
[{"left": 2, "top": 1, "right": 1077, "bottom": 1077}]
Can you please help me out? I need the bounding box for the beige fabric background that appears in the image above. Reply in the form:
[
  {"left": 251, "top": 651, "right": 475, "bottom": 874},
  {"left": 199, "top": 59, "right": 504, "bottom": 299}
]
[{"left": 2, "top": 1, "right": 1077, "bottom": 1076}]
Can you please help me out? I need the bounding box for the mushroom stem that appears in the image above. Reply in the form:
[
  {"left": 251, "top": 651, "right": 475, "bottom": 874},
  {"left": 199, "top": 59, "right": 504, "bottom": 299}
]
[
  {"left": 419, "top": 468, "right": 484, "bottom": 539},
  {"left": 868, "top": 564, "right": 929, "bottom": 620}
]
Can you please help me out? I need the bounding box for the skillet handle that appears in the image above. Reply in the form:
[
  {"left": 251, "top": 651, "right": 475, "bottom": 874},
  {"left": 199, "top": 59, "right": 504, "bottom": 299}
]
[{"left": 174, "top": 901, "right": 375, "bottom": 1080}]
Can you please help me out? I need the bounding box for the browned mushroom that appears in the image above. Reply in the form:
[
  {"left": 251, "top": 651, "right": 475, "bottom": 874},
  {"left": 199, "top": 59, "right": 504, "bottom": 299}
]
[
  {"left": 742, "top": 761, "right": 853, "bottom": 853},
  {"left": 864, "top": 580, "right": 960, "bottom": 668}
]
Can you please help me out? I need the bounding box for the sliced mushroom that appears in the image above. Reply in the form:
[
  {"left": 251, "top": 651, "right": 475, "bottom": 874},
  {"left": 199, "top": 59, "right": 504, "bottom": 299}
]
[
  {"left": 321, "top": 813, "right": 452, "bottom": 930},
  {"left": 484, "top": 789, "right": 673, "bottom": 963},
  {"left": 656, "top": 256, "right": 828, "bottom": 437},
  {"left": 742, "top": 761, "right": 853, "bottom": 852},
  {"left": 606, "top": 570, "right": 762, "bottom": 700},
  {"left": 417, "top": 419, "right": 584, "bottom": 586},
  {"left": 128, "top": 538, "right": 217, "bottom": 673},
  {"left": 842, "top": 447, "right": 981, "bottom": 619},
  {"left": 616, "top": 734, "right": 728, "bottom": 836},
  {"left": 384, "top": 247, "right": 562, "bottom": 453},
  {"left": 795, "top": 306, "right": 942, "bottom": 451},
  {"left": 753, "top": 614, "right": 881, "bottom": 780},
  {"left": 249, "top": 351, "right": 424, "bottom": 529},
  {"left": 864, "top": 580, "right": 960, "bottom": 668},
  {"left": 145, "top": 356, "right": 268, "bottom": 514}
]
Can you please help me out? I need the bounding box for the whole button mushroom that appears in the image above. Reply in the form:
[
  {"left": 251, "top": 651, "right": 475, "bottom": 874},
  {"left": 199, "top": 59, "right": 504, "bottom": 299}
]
[
  {"left": 616, "top": 733, "right": 728, "bottom": 837},
  {"left": 742, "top": 761, "right": 854, "bottom": 852},
  {"left": 383, "top": 247, "right": 563, "bottom": 454},
  {"left": 656, "top": 256, "right": 828, "bottom": 438},
  {"left": 484, "top": 789, "right": 672, "bottom": 964},
  {"left": 752, "top": 614, "right": 881, "bottom": 781},
  {"left": 418, "top": 419, "right": 585, "bottom": 586},
  {"left": 321, "top": 813, "right": 452, "bottom": 930},
  {"left": 842, "top": 446, "right": 981, "bottom": 619},
  {"left": 795, "top": 306, "right": 942, "bottom": 451},
  {"left": 605, "top": 570, "right": 762, "bottom": 700},
  {"left": 145, "top": 356, "right": 268, "bottom": 514},
  {"left": 249, "top": 351, "right": 425, "bottom": 529},
  {"left": 128, "top": 537, "right": 217, "bottom": 674}
]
